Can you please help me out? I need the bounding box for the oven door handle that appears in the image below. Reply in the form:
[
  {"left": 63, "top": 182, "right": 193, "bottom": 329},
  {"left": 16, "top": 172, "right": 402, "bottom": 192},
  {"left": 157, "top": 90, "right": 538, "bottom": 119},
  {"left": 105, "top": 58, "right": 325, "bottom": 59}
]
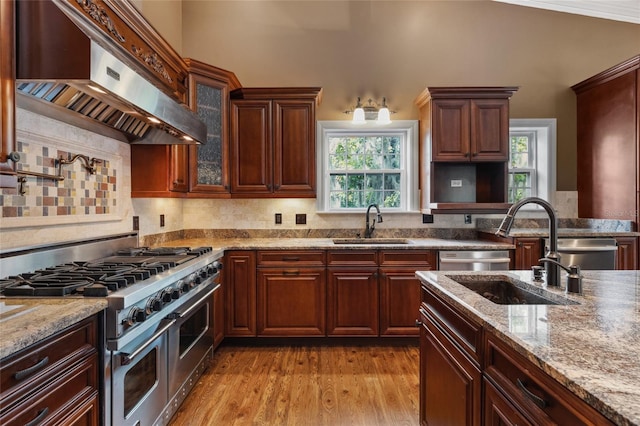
[
  {"left": 167, "top": 285, "right": 219, "bottom": 320},
  {"left": 120, "top": 318, "right": 176, "bottom": 365}
]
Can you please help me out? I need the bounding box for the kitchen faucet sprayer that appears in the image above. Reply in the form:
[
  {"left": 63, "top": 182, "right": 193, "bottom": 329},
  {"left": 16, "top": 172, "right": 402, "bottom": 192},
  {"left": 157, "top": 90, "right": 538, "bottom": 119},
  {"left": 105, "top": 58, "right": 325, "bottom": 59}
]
[
  {"left": 365, "top": 204, "right": 383, "bottom": 238},
  {"left": 496, "top": 197, "right": 561, "bottom": 287}
]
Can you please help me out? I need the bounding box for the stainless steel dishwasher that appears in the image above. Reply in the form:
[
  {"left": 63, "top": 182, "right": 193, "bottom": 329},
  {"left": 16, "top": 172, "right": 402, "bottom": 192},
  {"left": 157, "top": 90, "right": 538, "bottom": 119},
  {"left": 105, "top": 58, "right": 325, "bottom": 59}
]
[
  {"left": 438, "top": 251, "right": 511, "bottom": 271},
  {"left": 546, "top": 238, "right": 618, "bottom": 270}
]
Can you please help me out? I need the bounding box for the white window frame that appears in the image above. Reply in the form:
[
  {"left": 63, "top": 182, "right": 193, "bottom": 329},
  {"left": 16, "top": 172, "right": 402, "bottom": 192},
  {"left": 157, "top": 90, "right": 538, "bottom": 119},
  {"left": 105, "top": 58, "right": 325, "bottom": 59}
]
[
  {"left": 316, "top": 120, "right": 419, "bottom": 213},
  {"left": 508, "top": 118, "right": 556, "bottom": 209}
]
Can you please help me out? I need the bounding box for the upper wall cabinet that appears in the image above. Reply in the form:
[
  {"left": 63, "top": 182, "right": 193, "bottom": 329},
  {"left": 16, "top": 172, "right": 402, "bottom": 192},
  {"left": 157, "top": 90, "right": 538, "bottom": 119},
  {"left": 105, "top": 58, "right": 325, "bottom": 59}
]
[
  {"left": 132, "top": 60, "right": 240, "bottom": 198},
  {"left": 572, "top": 55, "right": 640, "bottom": 229},
  {"left": 415, "top": 87, "right": 518, "bottom": 214},
  {"left": 229, "top": 88, "right": 322, "bottom": 198},
  {"left": 185, "top": 59, "right": 241, "bottom": 196}
]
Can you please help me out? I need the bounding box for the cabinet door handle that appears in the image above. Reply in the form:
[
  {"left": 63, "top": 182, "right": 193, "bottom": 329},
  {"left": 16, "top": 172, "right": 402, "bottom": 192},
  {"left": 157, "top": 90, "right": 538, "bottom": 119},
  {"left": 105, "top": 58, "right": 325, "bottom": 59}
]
[
  {"left": 516, "top": 378, "right": 548, "bottom": 409},
  {"left": 472, "top": 152, "right": 478, "bottom": 157},
  {"left": 414, "top": 319, "right": 423, "bottom": 327},
  {"left": 464, "top": 152, "right": 470, "bottom": 157},
  {"left": 25, "top": 407, "right": 49, "bottom": 426},
  {"left": 282, "top": 256, "right": 300, "bottom": 261},
  {"left": 14, "top": 357, "right": 49, "bottom": 380},
  {"left": 274, "top": 184, "right": 280, "bottom": 190},
  {"left": 282, "top": 270, "right": 300, "bottom": 276}
]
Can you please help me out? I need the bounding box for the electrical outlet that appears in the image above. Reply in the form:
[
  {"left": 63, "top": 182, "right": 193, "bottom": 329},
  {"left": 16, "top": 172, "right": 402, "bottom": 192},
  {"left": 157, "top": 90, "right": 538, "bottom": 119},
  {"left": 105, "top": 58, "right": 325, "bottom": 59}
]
[
  {"left": 275, "top": 213, "right": 282, "bottom": 224},
  {"left": 160, "top": 214, "right": 165, "bottom": 227},
  {"left": 295, "top": 213, "right": 307, "bottom": 225},
  {"left": 422, "top": 214, "right": 434, "bottom": 224},
  {"left": 133, "top": 216, "right": 139, "bottom": 231},
  {"left": 464, "top": 214, "right": 472, "bottom": 224}
]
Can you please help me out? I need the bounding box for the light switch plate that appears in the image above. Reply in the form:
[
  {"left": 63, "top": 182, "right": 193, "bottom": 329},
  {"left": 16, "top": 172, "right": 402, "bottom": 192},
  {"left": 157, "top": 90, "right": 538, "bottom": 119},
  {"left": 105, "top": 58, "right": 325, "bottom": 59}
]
[
  {"left": 275, "top": 213, "right": 282, "bottom": 224},
  {"left": 160, "top": 214, "right": 165, "bottom": 227},
  {"left": 295, "top": 214, "right": 307, "bottom": 225}
]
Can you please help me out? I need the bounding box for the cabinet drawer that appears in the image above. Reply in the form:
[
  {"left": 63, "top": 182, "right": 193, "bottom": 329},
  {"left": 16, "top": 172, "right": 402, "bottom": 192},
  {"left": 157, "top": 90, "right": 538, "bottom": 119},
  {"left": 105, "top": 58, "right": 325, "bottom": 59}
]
[
  {"left": 0, "top": 316, "right": 97, "bottom": 406},
  {"left": 421, "top": 284, "right": 482, "bottom": 365},
  {"left": 379, "top": 250, "right": 436, "bottom": 268},
  {"left": 484, "top": 332, "right": 614, "bottom": 426},
  {"left": 0, "top": 354, "right": 98, "bottom": 425},
  {"left": 327, "top": 250, "right": 378, "bottom": 266},
  {"left": 257, "top": 250, "right": 325, "bottom": 266}
]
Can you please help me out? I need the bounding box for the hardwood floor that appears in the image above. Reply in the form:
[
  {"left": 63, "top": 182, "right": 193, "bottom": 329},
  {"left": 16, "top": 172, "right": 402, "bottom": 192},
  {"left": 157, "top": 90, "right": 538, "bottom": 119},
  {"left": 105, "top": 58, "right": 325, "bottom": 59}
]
[{"left": 170, "top": 342, "right": 420, "bottom": 426}]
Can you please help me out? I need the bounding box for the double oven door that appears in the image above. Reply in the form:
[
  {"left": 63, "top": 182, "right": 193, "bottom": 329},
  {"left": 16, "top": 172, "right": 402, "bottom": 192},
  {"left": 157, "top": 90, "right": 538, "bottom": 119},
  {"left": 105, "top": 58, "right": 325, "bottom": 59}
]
[{"left": 110, "top": 281, "right": 218, "bottom": 426}]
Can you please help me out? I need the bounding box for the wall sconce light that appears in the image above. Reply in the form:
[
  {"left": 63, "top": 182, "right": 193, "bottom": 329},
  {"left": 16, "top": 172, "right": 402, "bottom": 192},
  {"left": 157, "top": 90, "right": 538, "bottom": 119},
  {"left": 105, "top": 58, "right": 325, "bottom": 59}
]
[{"left": 344, "top": 97, "right": 395, "bottom": 124}]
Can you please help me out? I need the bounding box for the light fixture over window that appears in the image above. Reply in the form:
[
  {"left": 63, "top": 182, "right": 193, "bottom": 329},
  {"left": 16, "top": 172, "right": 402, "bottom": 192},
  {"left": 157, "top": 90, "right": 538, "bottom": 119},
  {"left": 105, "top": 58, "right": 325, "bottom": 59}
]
[{"left": 344, "top": 97, "right": 395, "bottom": 124}]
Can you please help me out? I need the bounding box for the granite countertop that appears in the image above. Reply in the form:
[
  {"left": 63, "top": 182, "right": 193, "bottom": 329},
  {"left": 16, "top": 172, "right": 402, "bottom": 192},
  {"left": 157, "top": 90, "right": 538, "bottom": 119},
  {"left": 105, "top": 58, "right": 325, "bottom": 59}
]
[
  {"left": 154, "top": 237, "right": 515, "bottom": 251},
  {"left": 0, "top": 298, "right": 107, "bottom": 360},
  {"left": 478, "top": 227, "right": 640, "bottom": 237},
  {"left": 416, "top": 270, "right": 640, "bottom": 426}
]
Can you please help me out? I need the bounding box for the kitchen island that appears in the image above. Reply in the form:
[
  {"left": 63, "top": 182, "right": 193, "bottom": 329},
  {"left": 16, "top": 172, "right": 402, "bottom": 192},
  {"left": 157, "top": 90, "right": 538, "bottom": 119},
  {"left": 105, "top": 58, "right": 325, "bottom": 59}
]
[{"left": 417, "top": 270, "right": 640, "bottom": 425}]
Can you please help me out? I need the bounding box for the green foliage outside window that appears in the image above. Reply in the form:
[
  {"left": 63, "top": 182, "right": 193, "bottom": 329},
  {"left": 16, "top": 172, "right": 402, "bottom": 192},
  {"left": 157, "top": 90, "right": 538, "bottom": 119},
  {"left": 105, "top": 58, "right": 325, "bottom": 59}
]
[
  {"left": 328, "top": 135, "right": 402, "bottom": 209},
  {"left": 508, "top": 134, "right": 535, "bottom": 203}
]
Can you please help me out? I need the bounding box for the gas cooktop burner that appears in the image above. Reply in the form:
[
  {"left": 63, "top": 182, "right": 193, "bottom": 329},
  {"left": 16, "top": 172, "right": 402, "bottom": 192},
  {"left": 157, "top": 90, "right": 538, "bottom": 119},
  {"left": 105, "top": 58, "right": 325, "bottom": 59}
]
[{"left": 0, "top": 246, "right": 215, "bottom": 298}]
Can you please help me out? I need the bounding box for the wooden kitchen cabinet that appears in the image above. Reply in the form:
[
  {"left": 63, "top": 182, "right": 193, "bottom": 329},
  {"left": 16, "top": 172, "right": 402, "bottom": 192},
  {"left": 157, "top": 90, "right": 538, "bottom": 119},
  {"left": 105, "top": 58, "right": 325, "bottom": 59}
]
[
  {"left": 573, "top": 55, "right": 640, "bottom": 228},
  {"left": 430, "top": 98, "right": 510, "bottom": 162},
  {"left": 132, "top": 60, "right": 240, "bottom": 198},
  {"left": 0, "top": 314, "right": 101, "bottom": 426},
  {"left": 256, "top": 250, "right": 326, "bottom": 336},
  {"left": 224, "top": 250, "right": 257, "bottom": 336},
  {"left": 379, "top": 250, "right": 436, "bottom": 336},
  {"left": 185, "top": 59, "right": 241, "bottom": 196},
  {"left": 229, "top": 87, "right": 322, "bottom": 197},
  {"left": 415, "top": 87, "right": 518, "bottom": 214},
  {"left": 484, "top": 378, "right": 533, "bottom": 426},
  {"left": 419, "top": 284, "right": 483, "bottom": 426},
  {"left": 0, "top": 0, "right": 17, "bottom": 189},
  {"left": 484, "top": 331, "right": 614, "bottom": 426},
  {"left": 327, "top": 250, "right": 379, "bottom": 336},
  {"left": 615, "top": 236, "right": 638, "bottom": 270}
]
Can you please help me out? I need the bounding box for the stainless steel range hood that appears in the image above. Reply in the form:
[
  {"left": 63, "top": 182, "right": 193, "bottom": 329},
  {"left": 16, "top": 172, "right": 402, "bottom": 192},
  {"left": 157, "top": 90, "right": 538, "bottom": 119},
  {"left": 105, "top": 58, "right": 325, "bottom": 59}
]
[{"left": 15, "top": 0, "right": 206, "bottom": 145}]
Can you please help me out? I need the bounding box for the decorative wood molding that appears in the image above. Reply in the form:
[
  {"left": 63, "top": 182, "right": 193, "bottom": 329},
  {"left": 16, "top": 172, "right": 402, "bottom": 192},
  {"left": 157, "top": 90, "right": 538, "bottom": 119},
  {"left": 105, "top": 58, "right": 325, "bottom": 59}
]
[
  {"left": 75, "top": 0, "right": 125, "bottom": 43},
  {"left": 131, "top": 45, "right": 173, "bottom": 84}
]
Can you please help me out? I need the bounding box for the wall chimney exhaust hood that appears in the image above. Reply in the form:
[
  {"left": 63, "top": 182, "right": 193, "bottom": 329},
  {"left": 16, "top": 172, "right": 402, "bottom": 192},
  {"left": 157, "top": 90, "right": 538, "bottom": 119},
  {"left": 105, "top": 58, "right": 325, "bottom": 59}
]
[{"left": 15, "top": 0, "right": 206, "bottom": 145}]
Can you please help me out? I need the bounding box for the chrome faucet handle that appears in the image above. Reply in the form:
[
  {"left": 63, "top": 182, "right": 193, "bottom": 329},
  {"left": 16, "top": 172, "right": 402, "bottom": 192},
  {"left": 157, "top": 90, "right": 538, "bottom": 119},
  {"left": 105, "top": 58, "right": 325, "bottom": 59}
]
[{"left": 538, "top": 258, "right": 583, "bottom": 294}]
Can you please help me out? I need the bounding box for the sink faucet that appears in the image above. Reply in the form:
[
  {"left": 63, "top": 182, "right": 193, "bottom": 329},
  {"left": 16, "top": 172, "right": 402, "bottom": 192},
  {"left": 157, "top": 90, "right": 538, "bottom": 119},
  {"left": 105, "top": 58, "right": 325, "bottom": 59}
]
[
  {"left": 495, "top": 197, "right": 561, "bottom": 287},
  {"left": 364, "top": 204, "right": 383, "bottom": 238}
]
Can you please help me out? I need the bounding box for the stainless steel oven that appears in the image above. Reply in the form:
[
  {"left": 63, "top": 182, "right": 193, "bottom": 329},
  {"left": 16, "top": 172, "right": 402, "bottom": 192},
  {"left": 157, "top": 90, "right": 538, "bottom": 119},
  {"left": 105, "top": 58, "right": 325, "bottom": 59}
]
[
  {"left": 0, "top": 234, "right": 224, "bottom": 426},
  {"left": 111, "top": 318, "right": 172, "bottom": 426}
]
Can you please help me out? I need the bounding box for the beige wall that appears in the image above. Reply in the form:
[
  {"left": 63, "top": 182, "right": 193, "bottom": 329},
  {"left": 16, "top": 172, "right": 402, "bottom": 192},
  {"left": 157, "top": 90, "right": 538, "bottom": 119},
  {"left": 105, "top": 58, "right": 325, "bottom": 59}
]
[
  {"left": 179, "top": 0, "right": 639, "bottom": 192},
  {"left": 133, "top": 0, "right": 184, "bottom": 55}
]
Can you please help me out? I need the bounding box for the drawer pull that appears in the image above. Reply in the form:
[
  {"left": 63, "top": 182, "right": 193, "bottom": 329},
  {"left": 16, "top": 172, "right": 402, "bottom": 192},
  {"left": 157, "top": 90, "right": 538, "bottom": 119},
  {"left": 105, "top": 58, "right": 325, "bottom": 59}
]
[
  {"left": 282, "top": 257, "right": 300, "bottom": 261},
  {"left": 14, "top": 357, "right": 49, "bottom": 380},
  {"left": 517, "top": 378, "right": 548, "bottom": 409},
  {"left": 25, "top": 407, "right": 49, "bottom": 426},
  {"left": 282, "top": 270, "right": 300, "bottom": 276}
]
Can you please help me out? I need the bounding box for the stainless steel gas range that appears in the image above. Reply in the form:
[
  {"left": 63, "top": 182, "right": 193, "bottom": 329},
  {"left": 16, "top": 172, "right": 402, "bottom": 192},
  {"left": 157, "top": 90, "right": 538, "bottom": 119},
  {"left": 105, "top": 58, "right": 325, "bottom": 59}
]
[{"left": 0, "top": 233, "right": 223, "bottom": 426}]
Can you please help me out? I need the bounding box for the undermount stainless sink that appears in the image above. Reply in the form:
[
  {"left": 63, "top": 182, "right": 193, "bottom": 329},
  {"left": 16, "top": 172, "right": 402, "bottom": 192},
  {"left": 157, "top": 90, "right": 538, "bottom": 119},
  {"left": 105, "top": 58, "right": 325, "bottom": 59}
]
[
  {"left": 446, "top": 275, "right": 579, "bottom": 306},
  {"left": 332, "top": 238, "right": 412, "bottom": 245}
]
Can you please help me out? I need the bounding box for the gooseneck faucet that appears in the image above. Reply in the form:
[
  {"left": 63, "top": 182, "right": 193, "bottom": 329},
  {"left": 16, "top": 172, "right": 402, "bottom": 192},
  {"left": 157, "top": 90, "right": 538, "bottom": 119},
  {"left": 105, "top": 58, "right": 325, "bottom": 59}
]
[
  {"left": 364, "top": 204, "right": 383, "bottom": 238},
  {"left": 496, "top": 197, "right": 561, "bottom": 287}
]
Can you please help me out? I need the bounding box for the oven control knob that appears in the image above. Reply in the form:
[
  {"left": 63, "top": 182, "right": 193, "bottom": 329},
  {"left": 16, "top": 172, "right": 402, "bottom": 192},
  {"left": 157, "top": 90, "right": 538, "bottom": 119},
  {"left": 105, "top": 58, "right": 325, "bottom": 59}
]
[
  {"left": 213, "top": 261, "right": 222, "bottom": 272},
  {"left": 135, "top": 309, "right": 147, "bottom": 322},
  {"left": 161, "top": 289, "right": 173, "bottom": 303},
  {"left": 171, "top": 288, "right": 181, "bottom": 300},
  {"left": 181, "top": 280, "right": 192, "bottom": 293},
  {"left": 148, "top": 297, "right": 163, "bottom": 312},
  {"left": 194, "top": 272, "right": 204, "bottom": 284}
]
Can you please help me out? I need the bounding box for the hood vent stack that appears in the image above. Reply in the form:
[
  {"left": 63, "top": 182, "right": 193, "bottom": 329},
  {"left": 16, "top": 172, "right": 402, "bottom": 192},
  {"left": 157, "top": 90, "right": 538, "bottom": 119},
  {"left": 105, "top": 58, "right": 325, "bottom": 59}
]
[{"left": 15, "top": 1, "right": 206, "bottom": 145}]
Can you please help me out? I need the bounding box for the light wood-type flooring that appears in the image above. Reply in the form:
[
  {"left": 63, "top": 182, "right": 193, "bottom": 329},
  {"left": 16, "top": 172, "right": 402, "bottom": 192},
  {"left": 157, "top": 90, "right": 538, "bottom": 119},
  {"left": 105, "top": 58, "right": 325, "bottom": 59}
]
[{"left": 169, "top": 342, "right": 420, "bottom": 426}]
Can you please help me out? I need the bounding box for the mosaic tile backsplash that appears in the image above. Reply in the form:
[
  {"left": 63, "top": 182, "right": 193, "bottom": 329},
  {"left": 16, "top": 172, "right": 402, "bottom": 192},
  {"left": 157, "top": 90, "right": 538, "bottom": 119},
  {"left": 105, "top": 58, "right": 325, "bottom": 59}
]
[{"left": 1, "top": 141, "right": 117, "bottom": 218}]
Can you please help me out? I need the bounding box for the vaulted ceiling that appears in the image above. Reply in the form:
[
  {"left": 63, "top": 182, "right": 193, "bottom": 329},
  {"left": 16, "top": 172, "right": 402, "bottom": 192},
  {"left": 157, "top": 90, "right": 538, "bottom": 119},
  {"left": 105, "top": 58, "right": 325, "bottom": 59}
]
[{"left": 494, "top": 0, "right": 640, "bottom": 24}]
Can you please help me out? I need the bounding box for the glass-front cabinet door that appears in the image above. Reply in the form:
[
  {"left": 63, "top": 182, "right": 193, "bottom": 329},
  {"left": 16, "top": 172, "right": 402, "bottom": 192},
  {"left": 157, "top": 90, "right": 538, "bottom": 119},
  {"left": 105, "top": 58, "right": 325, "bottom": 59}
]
[{"left": 185, "top": 59, "right": 240, "bottom": 195}]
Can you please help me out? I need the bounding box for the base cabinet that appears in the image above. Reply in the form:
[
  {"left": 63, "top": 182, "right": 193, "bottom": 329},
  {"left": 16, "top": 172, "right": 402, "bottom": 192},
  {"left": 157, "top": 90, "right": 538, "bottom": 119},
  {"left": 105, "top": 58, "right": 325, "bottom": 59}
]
[
  {"left": 0, "top": 315, "right": 100, "bottom": 426},
  {"left": 257, "top": 250, "right": 326, "bottom": 336},
  {"left": 616, "top": 236, "right": 638, "bottom": 270},
  {"left": 326, "top": 250, "right": 379, "bottom": 336},
  {"left": 419, "top": 282, "right": 616, "bottom": 426},
  {"left": 225, "top": 250, "right": 257, "bottom": 336}
]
